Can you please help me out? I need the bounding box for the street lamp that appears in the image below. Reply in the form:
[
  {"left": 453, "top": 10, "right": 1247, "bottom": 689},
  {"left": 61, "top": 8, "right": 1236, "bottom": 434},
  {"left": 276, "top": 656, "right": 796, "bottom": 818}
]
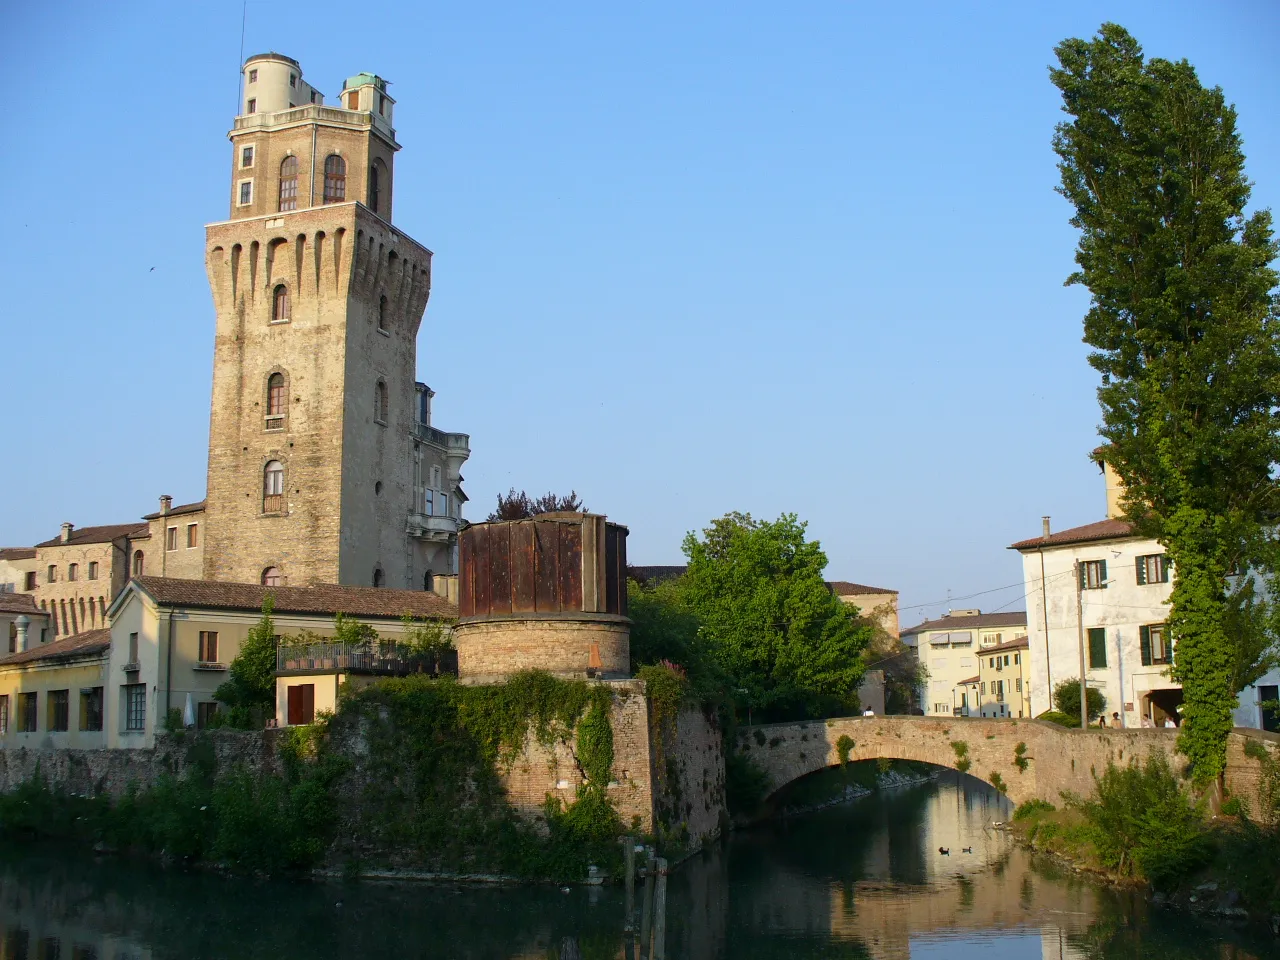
[{"left": 1074, "top": 561, "right": 1114, "bottom": 728}]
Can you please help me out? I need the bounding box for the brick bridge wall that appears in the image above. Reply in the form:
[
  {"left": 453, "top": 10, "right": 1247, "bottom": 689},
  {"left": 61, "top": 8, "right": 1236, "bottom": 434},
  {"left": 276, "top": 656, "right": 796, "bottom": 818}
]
[{"left": 734, "top": 716, "right": 1280, "bottom": 812}]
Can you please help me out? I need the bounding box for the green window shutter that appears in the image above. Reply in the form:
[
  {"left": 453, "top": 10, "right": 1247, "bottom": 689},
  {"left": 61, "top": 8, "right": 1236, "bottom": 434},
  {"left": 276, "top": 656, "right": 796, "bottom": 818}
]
[
  {"left": 1099, "top": 559, "right": 1108, "bottom": 587},
  {"left": 1159, "top": 556, "right": 1170, "bottom": 583},
  {"left": 1088, "top": 627, "right": 1107, "bottom": 669},
  {"left": 1136, "top": 556, "right": 1146, "bottom": 585},
  {"left": 1078, "top": 562, "right": 1086, "bottom": 590},
  {"left": 1140, "top": 625, "right": 1152, "bottom": 666}
]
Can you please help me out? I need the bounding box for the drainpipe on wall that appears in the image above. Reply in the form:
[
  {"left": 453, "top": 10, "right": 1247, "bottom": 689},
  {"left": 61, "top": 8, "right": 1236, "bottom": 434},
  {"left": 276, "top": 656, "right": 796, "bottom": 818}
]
[
  {"left": 161, "top": 610, "right": 174, "bottom": 732},
  {"left": 1039, "top": 516, "right": 1053, "bottom": 713},
  {"left": 1116, "top": 629, "right": 1127, "bottom": 728}
]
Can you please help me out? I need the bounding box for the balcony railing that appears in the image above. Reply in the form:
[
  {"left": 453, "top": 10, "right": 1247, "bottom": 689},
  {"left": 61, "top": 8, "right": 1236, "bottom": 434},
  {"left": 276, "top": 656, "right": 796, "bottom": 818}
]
[
  {"left": 413, "top": 423, "right": 470, "bottom": 453},
  {"left": 276, "top": 640, "right": 456, "bottom": 677}
]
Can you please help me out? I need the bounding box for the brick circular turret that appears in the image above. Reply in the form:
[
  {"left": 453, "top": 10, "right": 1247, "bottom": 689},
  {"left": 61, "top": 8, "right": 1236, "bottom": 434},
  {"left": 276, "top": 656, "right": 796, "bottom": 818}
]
[{"left": 453, "top": 512, "right": 630, "bottom": 683}]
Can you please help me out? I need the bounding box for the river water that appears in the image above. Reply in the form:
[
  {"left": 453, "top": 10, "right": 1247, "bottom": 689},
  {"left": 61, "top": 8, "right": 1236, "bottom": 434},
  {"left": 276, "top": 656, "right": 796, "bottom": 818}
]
[{"left": 0, "top": 770, "right": 1272, "bottom": 959}]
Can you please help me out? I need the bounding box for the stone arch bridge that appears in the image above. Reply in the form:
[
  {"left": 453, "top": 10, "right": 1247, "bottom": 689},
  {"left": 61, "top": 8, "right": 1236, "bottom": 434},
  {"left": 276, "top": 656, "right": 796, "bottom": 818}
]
[{"left": 734, "top": 716, "right": 1279, "bottom": 809}]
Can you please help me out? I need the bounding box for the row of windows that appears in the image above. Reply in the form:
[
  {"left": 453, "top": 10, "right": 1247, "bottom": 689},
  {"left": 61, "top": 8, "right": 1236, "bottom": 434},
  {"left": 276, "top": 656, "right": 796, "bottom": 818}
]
[
  {"left": 986, "top": 652, "right": 1020, "bottom": 669},
  {"left": 236, "top": 157, "right": 382, "bottom": 213},
  {"left": 165, "top": 523, "right": 199, "bottom": 551},
  {"left": 1079, "top": 554, "right": 1169, "bottom": 590},
  {"left": 1086, "top": 623, "right": 1171, "bottom": 669},
  {"left": 0, "top": 688, "right": 103, "bottom": 734},
  {"left": 45, "top": 560, "right": 100, "bottom": 583}
]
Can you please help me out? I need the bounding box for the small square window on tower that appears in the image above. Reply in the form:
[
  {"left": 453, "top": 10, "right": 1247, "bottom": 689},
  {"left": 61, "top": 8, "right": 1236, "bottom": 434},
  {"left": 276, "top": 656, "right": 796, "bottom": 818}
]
[
  {"left": 248, "top": 68, "right": 258, "bottom": 83},
  {"left": 290, "top": 74, "right": 297, "bottom": 88},
  {"left": 238, "top": 180, "right": 253, "bottom": 206},
  {"left": 241, "top": 145, "right": 254, "bottom": 168},
  {"left": 247, "top": 98, "right": 256, "bottom": 114}
]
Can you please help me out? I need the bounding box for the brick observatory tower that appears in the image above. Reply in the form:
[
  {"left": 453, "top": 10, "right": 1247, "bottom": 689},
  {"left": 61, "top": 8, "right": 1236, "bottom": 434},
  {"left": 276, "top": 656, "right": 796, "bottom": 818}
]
[
  {"left": 202, "top": 54, "right": 469, "bottom": 591},
  {"left": 454, "top": 513, "right": 630, "bottom": 683}
]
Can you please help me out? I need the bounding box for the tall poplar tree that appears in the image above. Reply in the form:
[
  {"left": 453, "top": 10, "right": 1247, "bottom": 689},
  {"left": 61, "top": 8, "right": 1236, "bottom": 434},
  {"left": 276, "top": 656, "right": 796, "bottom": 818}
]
[{"left": 1050, "top": 24, "right": 1280, "bottom": 783}]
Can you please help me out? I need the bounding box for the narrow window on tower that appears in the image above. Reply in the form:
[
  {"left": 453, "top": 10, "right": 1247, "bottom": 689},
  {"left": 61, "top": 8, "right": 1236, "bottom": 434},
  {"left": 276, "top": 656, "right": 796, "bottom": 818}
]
[
  {"left": 263, "top": 461, "right": 285, "bottom": 513},
  {"left": 323, "top": 155, "right": 346, "bottom": 203},
  {"left": 132, "top": 551, "right": 144, "bottom": 577},
  {"left": 247, "top": 98, "right": 257, "bottom": 114},
  {"left": 374, "top": 380, "right": 388, "bottom": 424},
  {"left": 272, "top": 284, "right": 290, "bottom": 322},
  {"left": 378, "top": 295, "right": 388, "bottom": 332},
  {"left": 266, "top": 372, "right": 286, "bottom": 430},
  {"left": 373, "top": 566, "right": 385, "bottom": 588},
  {"left": 238, "top": 180, "right": 253, "bottom": 206},
  {"left": 278, "top": 156, "right": 299, "bottom": 212},
  {"left": 368, "top": 161, "right": 381, "bottom": 213}
]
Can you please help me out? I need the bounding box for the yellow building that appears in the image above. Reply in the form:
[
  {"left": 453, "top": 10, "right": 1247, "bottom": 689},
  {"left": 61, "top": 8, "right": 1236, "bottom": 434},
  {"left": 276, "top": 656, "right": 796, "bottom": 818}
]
[
  {"left": 0, "top": 629, "right": 109, "bottom": 749},
  {"left": 901, "top": 609, "right": 1028, "bottom": 718}
]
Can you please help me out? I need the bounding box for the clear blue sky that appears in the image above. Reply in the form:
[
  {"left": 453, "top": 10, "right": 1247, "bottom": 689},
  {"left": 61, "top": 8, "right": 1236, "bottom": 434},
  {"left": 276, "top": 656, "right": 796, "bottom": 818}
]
[{"left": 3, "top": 1, "right": 1277, "bottom": 625}]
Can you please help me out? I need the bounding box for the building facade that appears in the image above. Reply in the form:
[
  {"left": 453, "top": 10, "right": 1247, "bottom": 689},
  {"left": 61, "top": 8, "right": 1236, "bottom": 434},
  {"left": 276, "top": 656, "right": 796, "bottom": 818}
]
[
  {"left": 829, "top": 581, "right": 900, "bottom": 638},
  {"left": 1012, "top": 459, "right": 1280, "bottom": 730},
  {"left": 900, "top": 610, "right": 1028, "bottom": 718},
  {"left": 953, "top": 636, "right": 1033, "bottom": 719},
  {"left": 202, "top": 53, "right": 469, "bottom": 592}
]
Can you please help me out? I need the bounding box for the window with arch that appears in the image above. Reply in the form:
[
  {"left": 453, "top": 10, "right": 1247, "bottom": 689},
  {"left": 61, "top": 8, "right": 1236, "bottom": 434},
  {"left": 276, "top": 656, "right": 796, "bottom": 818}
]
[
  {"left": 263, "top": 460, "right": 285, "bottom": 513},
  {"left": 272, "top": 284, "right": 290, "bottom": 322},
  {"left": 378, "top": 294, "right": 388, "bottom": 331},
  {"left": 323, "top": 155, "right": 346, "bottom": 203},
  {"left": 368, "top": 159, "right": 384, "bottom": 213},
  {"left": 374, "top": 380, "right": 388, "bottom": 423},
  {"left": 262, "top": 567, "right": 284, "bottom": 587},
  {"left": 373, "top": 566, "right": 385, "bottom": 588},
  {"left": 279, "top": 156, "right": 299, "bottom": 211},
  {"left": 132, "top": 551, "right": 145, "bottom": 577},
  {"left": 266, "top": 372, "right": 286, "bottom": 429}
]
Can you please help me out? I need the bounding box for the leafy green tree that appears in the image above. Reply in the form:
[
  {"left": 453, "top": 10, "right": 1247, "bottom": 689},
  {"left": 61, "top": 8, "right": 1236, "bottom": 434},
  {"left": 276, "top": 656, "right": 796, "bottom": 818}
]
[
  {"left": 679, "top": 512, "right": 873, "bottom": 719},
  {"left": 214, "top": 599, "right": 278, "bottom": 728},
  {"left": 487, "top": 488, "right": 586, "bottom": 521},
  {"left": 1050, "top": 23, "right": 1280, "bottom": 782},
  {"left": 1053, "top": 678, "right": 1107, "bottom": 727}
]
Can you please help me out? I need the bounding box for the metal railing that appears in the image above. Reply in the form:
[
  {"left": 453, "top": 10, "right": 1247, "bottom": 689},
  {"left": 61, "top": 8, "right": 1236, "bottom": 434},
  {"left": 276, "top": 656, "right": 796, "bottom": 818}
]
[{"left": 277, "top": 640, "right": 422, "bottom": 674}]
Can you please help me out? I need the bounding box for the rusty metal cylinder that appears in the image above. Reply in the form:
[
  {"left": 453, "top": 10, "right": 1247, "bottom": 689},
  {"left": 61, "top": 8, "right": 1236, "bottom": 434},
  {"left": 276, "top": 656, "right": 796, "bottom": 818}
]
[{"left": 454, "top": 512, "right": 630, "bottom": 683}]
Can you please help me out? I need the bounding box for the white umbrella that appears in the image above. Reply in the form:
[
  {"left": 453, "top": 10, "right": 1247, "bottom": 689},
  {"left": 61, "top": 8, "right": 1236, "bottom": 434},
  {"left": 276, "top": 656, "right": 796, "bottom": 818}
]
[{"left": 183, "top": 692, "right": 196, "bottom": 729}]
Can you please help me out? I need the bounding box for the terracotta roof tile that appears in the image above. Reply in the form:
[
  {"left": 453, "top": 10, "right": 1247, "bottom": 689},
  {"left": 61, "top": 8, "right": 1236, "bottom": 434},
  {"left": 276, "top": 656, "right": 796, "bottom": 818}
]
[
  {"left": 985, "top": 635, "right": 1030, "bottom": 654},
  {"left": 135, "top": 577, "right": 457, "bottom": 620},
  {"left": 901, "top": 611, "right": 1028, "bottom": 637},
  {"left": 957, "top": 675, "right": 980, "bottom": 685},
  {"left": 35, "top": 523, "right": 148, "bottom": 548},
  {"left": 827, "top": 581, "right": 898, "bottom": 597},
  {"left": 141, "top": 500, "right": 207, "bottom": 521},
  {"left": 1009, "top": 518, "right": 1136, "bottom": 551},
  {"left": 0, "top": 628, "right": 110, "bottom": 667},
  {"left": 0, "top": 593, "right": 41, "bottom": 615},
  {"left": 0, "top": 548, "right": 35, "bottom": 561}
]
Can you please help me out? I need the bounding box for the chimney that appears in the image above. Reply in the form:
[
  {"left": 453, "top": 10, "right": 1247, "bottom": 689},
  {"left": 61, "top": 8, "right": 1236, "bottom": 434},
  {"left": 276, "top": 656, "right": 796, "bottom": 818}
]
[
  {"left": 1042, "top": 516, "right": 1051, "bottom": 538},
  {"left": 160, "top": 495, "right": 173, "bottom": 515},
  {"left": 14, "top": 615, "right": 30, "bottom": 652},
  {"left": 60, "top": 522, "right": 74, "bottom": 543}
]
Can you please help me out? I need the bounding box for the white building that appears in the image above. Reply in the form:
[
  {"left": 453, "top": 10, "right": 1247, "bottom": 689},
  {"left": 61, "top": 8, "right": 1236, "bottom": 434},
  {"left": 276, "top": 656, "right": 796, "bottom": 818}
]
[
  {"left": 1012, "top": 461, "right": 1280, "bottom": 731},
  {"left": 900, "top": 610, "right": 1028, "bottom": 718}
]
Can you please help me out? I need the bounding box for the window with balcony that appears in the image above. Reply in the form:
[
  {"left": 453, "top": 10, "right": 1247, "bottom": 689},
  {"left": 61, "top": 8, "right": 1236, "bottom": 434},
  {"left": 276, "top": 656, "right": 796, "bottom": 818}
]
[
  {"left": 323, "top": 155, "right": 346, "bottom": 203},
  {"left": 1080, "top": 559, "right": 1108, "bottom": 590},
  {"left": 263, "top": 461, "right": 285, "bottom": 513},
  {"left": 198, "top": 631, "right": 219, "bottom": 664},
  {"left": 278, "top": 156, "right": 299, "bottom": 212},
  {"left": 1136, "top": 554, "right": 1170, "bottom": 585},
  {"left": 266, "top": 372, "right": 286, "bottom": 429}
]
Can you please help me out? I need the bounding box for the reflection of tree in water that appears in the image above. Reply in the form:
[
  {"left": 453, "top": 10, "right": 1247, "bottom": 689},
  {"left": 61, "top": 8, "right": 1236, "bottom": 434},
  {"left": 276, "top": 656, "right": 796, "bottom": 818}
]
[{"left": 1066, "top": 898, "right": 1270, "bottom": 960}]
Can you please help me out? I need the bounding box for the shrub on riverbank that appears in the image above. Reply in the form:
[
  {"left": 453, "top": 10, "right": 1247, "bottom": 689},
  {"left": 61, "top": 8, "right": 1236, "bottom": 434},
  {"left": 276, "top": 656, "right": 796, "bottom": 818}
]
[{"left": 0, "top": 671, "right": 628, "bottom": 882}]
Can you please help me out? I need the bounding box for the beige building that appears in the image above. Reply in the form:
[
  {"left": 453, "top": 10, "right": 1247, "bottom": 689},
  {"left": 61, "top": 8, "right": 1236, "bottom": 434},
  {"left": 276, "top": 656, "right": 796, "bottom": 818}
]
[
  {"left": 30, "top": 522, "right": 146, "bottom": 639},
  {"left": 828, "top": 581, "right": 900, "bottom": 638},
  {"left": 900, "top": 609, "right": 1028, "bottom": 718},
  {"left": 105, "top": 577, "right": 456, "bottom": 746},
  {"left": 0, "top": 547, "right": 37, "bottom": 594},
  {"left": 1, "top": 593, "right": 50, "bottom": 655},
  {"left": 954, "top": 636, "right": 1032, "bottom": 719},
  {"left": 0, "top": 629, "right": 109, "bottom": 750},
  {"left": 202, "top": 53, "right": 469, "bottom": 592}
]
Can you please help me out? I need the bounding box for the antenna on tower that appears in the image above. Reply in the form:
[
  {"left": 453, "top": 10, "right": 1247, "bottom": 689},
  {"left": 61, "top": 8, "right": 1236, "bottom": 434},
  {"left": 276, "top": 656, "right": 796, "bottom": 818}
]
[{"left": 235, "top": 1, "right": 247, "bottom": 115}]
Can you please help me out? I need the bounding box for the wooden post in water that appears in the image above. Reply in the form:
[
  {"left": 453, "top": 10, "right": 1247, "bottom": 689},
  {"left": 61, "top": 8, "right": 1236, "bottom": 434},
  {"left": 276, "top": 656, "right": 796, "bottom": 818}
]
[
  {"left": 653, "top": 857, "right": 669, "bottom": 960},
  {"left": 639, "top": 853, "right": 656, "bottom": 958},
  {"left": 623, "top": 837, "right": 636, "bottom": 931}
]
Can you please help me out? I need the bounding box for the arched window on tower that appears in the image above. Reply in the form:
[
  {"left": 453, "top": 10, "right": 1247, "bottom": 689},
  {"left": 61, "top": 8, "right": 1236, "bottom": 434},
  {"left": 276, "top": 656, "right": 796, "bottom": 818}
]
[
  {"left": 374, "top": 380, "right": 388, "bottom": 424},
  {"left": 279, "top": 156, "right": 299, "bottom": 211},
  {"left": 262, "top": 567, "right": 284, "bottom": 587},
  {"left": 368, "top": 159, "right": 384, "bottom": 214},
  {"left": 263, "top": 460, "right": 285, "bottom": 513},
  {"left": 266, "top": 372, "right": 286, "bottom": 430},
  {"left": 323, "top": 155, "right": 346, "bottom": 203},
  {"left": 132, "top": 551, "right": 144, "bottom": 577},
  {"left": 378, "top": 295, "right": 388, "bottom": 331},
  {"left": 273, "top": 284, "right": 290, "bottom": 322}
]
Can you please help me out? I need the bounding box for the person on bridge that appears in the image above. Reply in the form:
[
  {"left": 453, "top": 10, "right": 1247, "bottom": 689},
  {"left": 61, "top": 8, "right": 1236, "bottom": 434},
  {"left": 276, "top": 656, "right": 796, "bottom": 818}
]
[{"left": 863, "top": 707, "right": 875, "bottom": 716}]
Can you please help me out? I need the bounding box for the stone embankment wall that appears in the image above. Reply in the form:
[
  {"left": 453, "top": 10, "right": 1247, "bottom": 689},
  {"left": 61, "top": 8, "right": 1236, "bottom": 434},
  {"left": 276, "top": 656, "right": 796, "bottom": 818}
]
[
  {"left": 738, "top": 716, "right": 1280, "bottom": 813},
  {"left": 654, "top": 705, "right": 725, "bottom": 848}
]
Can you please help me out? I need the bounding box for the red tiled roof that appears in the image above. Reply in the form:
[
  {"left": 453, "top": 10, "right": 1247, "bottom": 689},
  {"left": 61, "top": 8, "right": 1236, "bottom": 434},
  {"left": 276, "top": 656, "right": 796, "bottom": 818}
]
[
  {"left": 0, "top": 548, "right": 35, "bottom": 561},
  {"left": 35, "top": 523, "right": 148, "bottom": 548},
  {"left": 828, "top": 581, "right": 898, "bottom": 597},
  {"left": 901, "top": 611, "right": 1028, "bottom": 637},
  {"left": 0, "top": 628, "right": 109, "bottom": 667},
  {"left": 133, "top": 576, "right": 457, "bottom": 620},
  {"left": 985, "top": 635, "right": 1030, "bottom": 654},
  {"left": 0, "top": 593, "right": 41, "bottom": 615},
  {"left": 1009, "top": 518, "right": 1136, "bottom": 551},
  {"left": 141, "top": 500, "right": 207, "bottom": 521},
  {"left": 957, "top": 675, "right": 980, "bottom": 685}
]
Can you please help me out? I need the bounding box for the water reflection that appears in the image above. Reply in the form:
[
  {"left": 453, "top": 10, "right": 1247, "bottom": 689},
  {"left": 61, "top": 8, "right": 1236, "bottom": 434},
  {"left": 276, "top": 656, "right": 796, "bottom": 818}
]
[{"left": 0, "top": 774, "right": 1271, "bottom": 959}]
